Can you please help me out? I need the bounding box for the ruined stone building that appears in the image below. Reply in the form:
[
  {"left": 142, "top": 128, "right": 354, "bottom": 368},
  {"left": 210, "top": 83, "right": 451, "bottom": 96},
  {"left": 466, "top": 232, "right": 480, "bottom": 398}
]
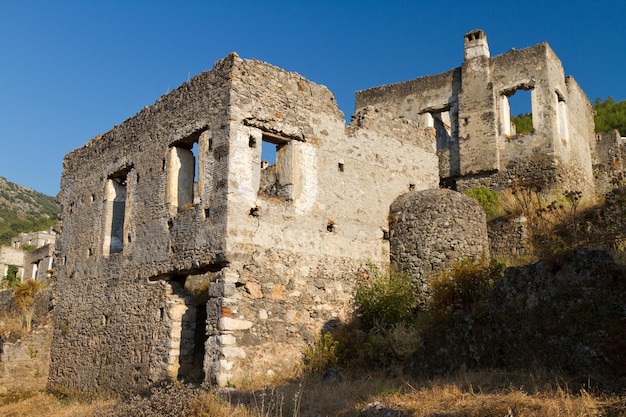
[
  {"left": 49, "top": 31, "right": 613, "bottom": 394},
  {"left": 357, "top": 30, "right": 597, "bottom": 193},
  {"left": 0, "top": 229, "right": 56, "bottom": 283},
  {"left": 48, "top": 53, "right": 438, "bottom": 393}
]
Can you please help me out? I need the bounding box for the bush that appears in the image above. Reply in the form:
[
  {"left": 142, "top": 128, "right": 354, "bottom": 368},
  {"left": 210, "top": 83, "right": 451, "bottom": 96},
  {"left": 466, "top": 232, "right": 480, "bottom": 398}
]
[
  {"left": 13, "top": 279, "right": 42, "bottom": 332},
  {"left": 302, "top": 332, "right": 339, "bottom": 374},
  {"left": 2, "top": 264, "right": 20, "bottom": 289},
  {"left": 353, "top": 266, "right": 419, "bottom": 331},
  {"left": 511, "top": 112, "right": 533, "bottom": 134},
  {"left": 429, "top": 257, "right": 506, "bottom": 314},
  {"left": 463, "top": 187, "right": 502, "bottom": 220}
]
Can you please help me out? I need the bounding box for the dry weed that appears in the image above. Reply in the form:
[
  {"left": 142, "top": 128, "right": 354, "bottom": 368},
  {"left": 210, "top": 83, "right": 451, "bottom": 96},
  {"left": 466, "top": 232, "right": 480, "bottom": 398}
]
[
  {"left": 0, "top": 390, "right": 113, "bottom": 417},
  {"left": 1, "top": 371, "right": 623, "bottom": 417}
]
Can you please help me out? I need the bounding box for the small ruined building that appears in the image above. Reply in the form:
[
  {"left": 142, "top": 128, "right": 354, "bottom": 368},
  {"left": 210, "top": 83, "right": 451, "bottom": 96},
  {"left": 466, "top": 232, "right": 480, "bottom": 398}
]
[
  {"left": 0, "top": 229, "right": 56, "bottom": 284},
  {"left": 49, "top": 31, "right": 612, "bottom": 394}
]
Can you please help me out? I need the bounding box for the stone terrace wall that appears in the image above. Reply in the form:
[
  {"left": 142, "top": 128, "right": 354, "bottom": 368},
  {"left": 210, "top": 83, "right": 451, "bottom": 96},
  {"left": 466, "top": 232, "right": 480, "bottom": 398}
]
[
  {"left": 487, "top": 216, "right": 530, "bottom": 258},
  {"left": 0, "top": 324, "right": 52, "bottom": 392}
]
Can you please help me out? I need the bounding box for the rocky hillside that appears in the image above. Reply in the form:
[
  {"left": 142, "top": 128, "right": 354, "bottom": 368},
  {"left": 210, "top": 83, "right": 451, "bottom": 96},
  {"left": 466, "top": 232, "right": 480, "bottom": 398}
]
[{"left": 0, "top": 177, "right": 57, "bottom": 245}]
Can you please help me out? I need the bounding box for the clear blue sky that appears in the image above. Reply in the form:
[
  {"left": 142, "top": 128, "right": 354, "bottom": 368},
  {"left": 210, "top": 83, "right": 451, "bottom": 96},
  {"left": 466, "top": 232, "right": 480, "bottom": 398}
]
[{"left": 1, "top": 0, "right": 625, "bottom": 197}]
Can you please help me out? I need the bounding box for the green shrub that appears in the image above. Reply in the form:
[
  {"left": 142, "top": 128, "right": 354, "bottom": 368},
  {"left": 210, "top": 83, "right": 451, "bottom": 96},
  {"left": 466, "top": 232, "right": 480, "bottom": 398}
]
[
  {"left": 463, "top": 187, "right": 502, "bottom": 220},
  {"left": 302, "top": 332, "right": 339, "bottom": 373},
  {"left": 429, "top": 257, "right": 506, "bottom": 314},
  {"left": 353, "top": 266, "right": 419, "bottom": 331},
  {"left": 359, "top": 322, "right": 421, "bottom": 367},
  {"left": 2, "top": 264, "right": 20, "bottom": 289}
]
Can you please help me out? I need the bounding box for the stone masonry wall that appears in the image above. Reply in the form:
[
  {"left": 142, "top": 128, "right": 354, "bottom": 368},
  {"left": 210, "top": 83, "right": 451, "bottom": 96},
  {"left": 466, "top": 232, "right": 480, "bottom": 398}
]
[
  {"left": 203, "top": 56, "right": 439, "bottom": 385},
  {"left": 49, "top": 55, "right": 237, "bottom": 395},
  {"left": 593, "top": 130, "right": 625, "bottom": 194},
  {"left": 51, "top": 53, "right": 439, "bottom": 393},
  {"left": 0, "top": 324, "right": 52, "bottom": 392}
]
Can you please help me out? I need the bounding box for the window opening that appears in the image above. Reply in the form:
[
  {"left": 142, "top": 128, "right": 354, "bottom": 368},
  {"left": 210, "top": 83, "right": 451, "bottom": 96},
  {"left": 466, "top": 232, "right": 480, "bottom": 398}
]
[
  {"left": 103, "top": 169, "right": 129, "bottom": 255},
  {"left": 427, "top": 109, "right": 453, "bottom": 151},
  {"left": 502, "top": 88, "right": 533, "bottom": 136},
  {"left": 556, "top": 92, "right": 568, "bottom": 142},
  {"left": 167, "top": 138, "right": 198, "bottom": 212},
  {"left": 259, "top": 134, "right": 293, "bottom": 200},
  {"left": 261, "top": 139, "right": 277, "bottom": 165}
]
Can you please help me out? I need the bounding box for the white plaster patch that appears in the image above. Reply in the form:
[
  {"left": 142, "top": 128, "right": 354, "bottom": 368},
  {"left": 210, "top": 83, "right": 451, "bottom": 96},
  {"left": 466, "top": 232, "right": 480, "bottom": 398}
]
[
  {"left": 218, "top": 334, "right": 236, "bottom": 345},
  {"left": 294, "top": 145, "right": 317, "bottom": 214},
  {"left": 222, "top": 346, "right": 246, "bottom": 359},
  {"left": 219, "top": 317, "right": 253, "bottom": 331}
]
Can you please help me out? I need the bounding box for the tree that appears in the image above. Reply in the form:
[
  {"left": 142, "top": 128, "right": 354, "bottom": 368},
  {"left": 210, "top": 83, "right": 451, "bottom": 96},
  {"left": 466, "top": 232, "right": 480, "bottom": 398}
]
[
  {"left": 2, "top": 264, "right": 20, "bottom": 289},
  {"left": 593, "top": 96, "right": 626, "bottom": 134}
]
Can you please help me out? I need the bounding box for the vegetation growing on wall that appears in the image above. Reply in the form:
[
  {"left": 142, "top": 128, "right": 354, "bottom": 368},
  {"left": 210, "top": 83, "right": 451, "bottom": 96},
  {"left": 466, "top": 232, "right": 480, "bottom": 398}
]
[
  {"left": 462, "top": 187, "right": 502, "bottom": 220},
  {"left": 2, "top": 264, "right": 20, "bottom": 289},
  {"left": 13, "top": 279, "right": 42, "bottom": 332}
]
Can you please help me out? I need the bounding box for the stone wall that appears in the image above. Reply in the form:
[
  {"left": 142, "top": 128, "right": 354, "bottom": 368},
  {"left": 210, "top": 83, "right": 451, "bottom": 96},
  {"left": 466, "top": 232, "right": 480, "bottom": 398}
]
[
  {"left": 23, "top": 243, "right": 55, "bottom": 282},
  {"left": 405, "top": 249, "right": 626, "bottom": 389},
  {"left": 0, "top": 246, "right": 24, "bottom": 279},
  {"left": 0, "top": 324, "right": 52, "bottom": 392},
  {"left": 49, "top": 55, "right": 235, "bottom": 395},
  {"left": 388, "top": 189, "right": 489, "bottom": 289},
  {"left": 11, "top": 229, "right": 56, "bottom": 249},
  {"left": 0, "top": 287, "right": 53, "bottom": 392},
  {"left": 487, "top": 216, "right": 530, "bottom": 257},
  {"left": 205, "top": 57, "right": 438, "bottom": 385},
  {"left": 592, "top": 130, "right": 625, "bottom": 194}
]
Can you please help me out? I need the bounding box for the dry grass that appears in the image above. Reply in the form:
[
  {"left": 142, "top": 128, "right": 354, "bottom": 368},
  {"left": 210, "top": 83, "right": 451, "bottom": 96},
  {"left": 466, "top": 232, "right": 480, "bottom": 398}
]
[
  {"left": 0, "top": 312, "right": 23, "bottom": 334},
  {"left": 1, "top": 370, "right": 623, "bottom": 417},
  {"left": 0, "top": 390, "right": 114, "bottom": 417}
]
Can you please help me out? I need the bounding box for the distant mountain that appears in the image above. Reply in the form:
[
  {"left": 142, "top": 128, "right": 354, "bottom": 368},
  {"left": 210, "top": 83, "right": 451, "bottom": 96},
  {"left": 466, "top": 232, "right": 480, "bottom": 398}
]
[{"left": 0, "top": 177, "right": 57, "bottom": 245}]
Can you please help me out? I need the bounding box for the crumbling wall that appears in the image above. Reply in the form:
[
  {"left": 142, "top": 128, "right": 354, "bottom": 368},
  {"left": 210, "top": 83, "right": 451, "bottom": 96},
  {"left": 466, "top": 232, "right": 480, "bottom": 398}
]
[
  {"left": 0, "top": 246, "right": 24, "bottom": 279},
  {"left": 355, "top": 69, "right": 461, "bottom": 178},
  {"left": 0, "top": 325, "right": 52, "bottom": 392},
  {"left": 23, "top": 243, "right": 54, "bottom": 282},
  {"left": 488, "top": 216, "right": 530, "bottom": 257},
  {"left": 388, "top": 189, "right": 489, "bottom": 290}
]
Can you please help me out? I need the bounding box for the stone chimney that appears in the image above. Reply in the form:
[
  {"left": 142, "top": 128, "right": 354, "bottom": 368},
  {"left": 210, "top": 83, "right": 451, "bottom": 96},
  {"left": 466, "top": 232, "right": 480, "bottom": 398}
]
[{"left": 464, "top": 29, "right": 490, "bottom": 60}]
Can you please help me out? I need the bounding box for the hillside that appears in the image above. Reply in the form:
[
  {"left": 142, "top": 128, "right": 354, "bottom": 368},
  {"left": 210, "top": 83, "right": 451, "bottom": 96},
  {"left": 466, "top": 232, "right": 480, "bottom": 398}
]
[{"left": 0, "top": 176, "right": 57, "bottom": 245}]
